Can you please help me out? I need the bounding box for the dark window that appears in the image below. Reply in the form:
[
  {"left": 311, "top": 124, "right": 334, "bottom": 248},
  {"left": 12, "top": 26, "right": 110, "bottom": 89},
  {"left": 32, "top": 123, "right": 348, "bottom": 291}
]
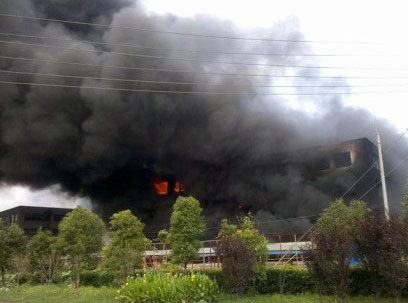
[
  {"left": 315, "top": 157, "right": 330, "bottom": 171},
  {"left": 24, "top": 228, "right": 37, "bottom": 236},
  {"left": 24, "top": 213, "right": 48, "bottom": 221},
  {"left": 53, "top": 214, "right": 65, "bottom": 222},
  {"left": 334, "top": 152, "right": 352, "bottom": 168}
]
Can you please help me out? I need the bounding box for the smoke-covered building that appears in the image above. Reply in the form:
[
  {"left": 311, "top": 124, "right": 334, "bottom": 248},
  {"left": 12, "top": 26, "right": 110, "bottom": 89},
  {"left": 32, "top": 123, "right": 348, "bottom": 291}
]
[
  {"left": 1, "top": 0, "right": 406, "bottom": 240},
  {"left": 133, "top": 137, "right": 382, "bottom": 237},
  {"left": 0, "top": 206, "right": 72, "bottom": 236}
]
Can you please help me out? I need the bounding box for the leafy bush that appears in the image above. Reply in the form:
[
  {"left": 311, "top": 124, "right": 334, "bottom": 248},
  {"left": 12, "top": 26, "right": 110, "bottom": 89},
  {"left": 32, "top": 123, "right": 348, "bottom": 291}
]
[
  {"left": 251, "top": 266, "right": 314, "bottom": 294},
  {"left": 46, "top": 266, "right": 408, "bottom": 298},
  {"left": 77, "top": 270, "right": 116, "bottom": 287},
  {"left": 116, "top": 271, "right": 219, "bottom": 303}
]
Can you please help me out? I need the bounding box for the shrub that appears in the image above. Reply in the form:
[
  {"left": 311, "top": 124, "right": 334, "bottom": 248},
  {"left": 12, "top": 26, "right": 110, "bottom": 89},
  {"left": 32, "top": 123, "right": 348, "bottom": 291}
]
[
  {"left": 116, "top": 271, "right": 219, "bottom": 303},
  {"left": 252, "top": 266, "right": 314, "bottom": 294},
  {"left": 78, "top": 270, "right": 116, "bottom": 287},
  {"left": 217, "top": 233, "right": 255, "bottom": 299}
]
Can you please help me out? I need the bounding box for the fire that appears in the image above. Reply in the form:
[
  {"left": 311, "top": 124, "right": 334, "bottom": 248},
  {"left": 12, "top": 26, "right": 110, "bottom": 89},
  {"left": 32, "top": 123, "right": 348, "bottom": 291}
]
[
  {"left": 152, "top": 178, "right": 184, "bottom": 195},
  {"left": 174, "top": 181, "right": 184, "bottom": 193},
  {"left": 153, "top": 180, "right": 168, "bottom": 195}
]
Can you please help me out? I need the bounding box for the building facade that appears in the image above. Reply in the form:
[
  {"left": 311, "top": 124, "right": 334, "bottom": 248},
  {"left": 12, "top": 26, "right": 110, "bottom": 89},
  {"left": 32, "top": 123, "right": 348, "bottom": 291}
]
[{"left": 0, "top": 206, "right": 73, "bottom": 236}]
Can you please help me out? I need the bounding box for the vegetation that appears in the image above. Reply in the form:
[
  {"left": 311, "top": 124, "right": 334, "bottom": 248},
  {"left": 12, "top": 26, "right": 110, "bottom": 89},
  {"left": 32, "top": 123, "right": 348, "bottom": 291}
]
[
  {"left": 56, "top": 206, "right": 106, "bottom": 288},
  {"left": 0, "top": 285, "right": 117, "bottom": 303},
  {"left": 117, "top": 271, "right": 218, "bottom": 303},
  {"left": 27, "top": 228, "right": 63, "bottom": 285},
  {"left": 354, "top": 211, "right": 387, "bottom": 301},
  {"left": 0, "top": 284, "right": 399, "bottom": 303},
  {"left": 218, "top": 216, "right": 268, "bottom": 262},
  {"left": 217, "top": 231, "right": 254, "bottom": 302},
  {"left": 375, "top": 215, "right": 408, "bottom": 303},
  {"left": 308, "top": 199, "right": 367, "bottom": 303},
  {"left": 217, "top": 215, "right": 268, "bottom": 301},
  {"left": 168, "top": 196, "right": 205, "bottom": 269},
  {"left": 156, "top": 229, "right": 169, "bottom": 244},
  {"left": 403, "top": 178, "right": 408, "bottom": 217},
  {"left": 0, "top": 220, "right": 26, "bottom": 287},
  {"left": 103, "top": 210, "right": 150, "bottom": 284},
  {"left": 3, "top": 196, "right": 408, "bottom": 302}
]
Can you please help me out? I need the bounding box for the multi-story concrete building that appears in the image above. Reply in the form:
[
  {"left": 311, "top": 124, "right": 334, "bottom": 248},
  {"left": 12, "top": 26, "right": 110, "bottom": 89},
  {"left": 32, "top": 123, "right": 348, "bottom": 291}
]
[{"left": 0, "top": 206, "right": 73, "bottom": 236}]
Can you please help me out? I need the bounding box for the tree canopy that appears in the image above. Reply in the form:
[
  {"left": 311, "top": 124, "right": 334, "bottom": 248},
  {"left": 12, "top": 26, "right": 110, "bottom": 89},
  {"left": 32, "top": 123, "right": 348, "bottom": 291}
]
[
  {"left": 27, "top": 228, "right": 63, "bottom": 285},
  {"left": 103, "top": 210, "right": 150, "bottom": 281},
  {"left": 57, "top": 206, "right": 105, "bottom": 288},
  {"left": 0, "top": 220, "right": 26, "bottom": 287},
  {"left": 218, "top": 215, "right": 268, "bottom": 262},
  {"left": 402, "top": 178, "right": 408, "bottom": 217},
  {"left": 168, "top": 196, "right": 205, "bottom": 268},
  {"left": 310, "top": 199, "right": 368, "bottom": 303}
]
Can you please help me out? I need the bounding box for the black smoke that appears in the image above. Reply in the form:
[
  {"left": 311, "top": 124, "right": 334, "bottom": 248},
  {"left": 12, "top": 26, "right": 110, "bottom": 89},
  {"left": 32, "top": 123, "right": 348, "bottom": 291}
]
[{"left": 0, "top": 1, "right": 407, "bottom": 235}]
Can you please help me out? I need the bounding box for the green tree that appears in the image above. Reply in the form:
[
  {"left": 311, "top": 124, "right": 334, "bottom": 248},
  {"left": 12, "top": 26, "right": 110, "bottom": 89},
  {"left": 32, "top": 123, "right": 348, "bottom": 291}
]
[
  {"left": 103, "top": 210, "right": 150, "bottom": 282},
  {"left": 168, "top": 196, "right": 205, "bottom": 269},
  {"left": 218, "top": 215, "right": 268, "bottom": 262},
  {"left": 377, "top": 215, "right": 408, "bottom": 303},
  {"left": 27, "top": 228, "right": 63, "bottom": 285},
  {"left": 310, "top": 199, "right": 367, "bottom": 303},
  {"left": 217, "top": 215, "right": 268, "bottom": 297},
  {"left": 402, "top": 178, "right": 408, "bottom": 217},
  {"left": 56, "top": 206, "right": 105, "bottom": 288},
  {"left": 156, "top": 229, "right": 169, "bottom": 244},
  {"left": 217, "top": 232, "right": 254, "bottom": 303},
  {"left": 0, "top": 221, "right": 26, "bottom": 287}
]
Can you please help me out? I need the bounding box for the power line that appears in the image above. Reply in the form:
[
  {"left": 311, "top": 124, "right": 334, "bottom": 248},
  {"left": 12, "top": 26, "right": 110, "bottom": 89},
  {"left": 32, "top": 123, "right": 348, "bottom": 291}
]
[
  {"left": 0, "top": 32, "right": 395, "bottom": 58},
  {"left": 3, "top": 55, "right": 408, "bottom": 80},
  {"left": 3, "top": 80, "right": 408, "bottom": 95},
  {"left": 2, "top": 39, "right": 406, "bottom": 71},
  {"left": 144, "top": 138, "right": 407, "bottom": 237},
  {"left": 0, "top": 13, "right": 378, "bottom": 45},
  {"left": 341, "top": 128, "right": 408, "bottom": 199},
  {"left": 359, "top": 154, "right": 408, "bottom": 201},
  {"left": 145, "top": 214, "right": 319, "bottom": 235},
  {"left": 4, "top": 69, "right": 408, "bottom": 89},
  {"left": 275, "top": 131, "right": 408, "bottom": 262}
]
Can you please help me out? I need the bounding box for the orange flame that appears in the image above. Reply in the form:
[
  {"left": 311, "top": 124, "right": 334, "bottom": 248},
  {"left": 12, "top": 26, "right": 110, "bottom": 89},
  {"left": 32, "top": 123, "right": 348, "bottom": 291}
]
[
  {"left": 174, "top": 181, "right": 184, "bottom": 193},
  {"left": 153, "top": 181, "right": 168, "bottom": 195}
]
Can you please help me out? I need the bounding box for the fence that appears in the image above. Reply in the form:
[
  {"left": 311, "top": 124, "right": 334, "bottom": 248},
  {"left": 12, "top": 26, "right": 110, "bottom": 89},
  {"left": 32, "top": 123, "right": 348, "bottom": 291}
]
[{"left": 143, "top": 232, "right": 311, "bottom": 268}]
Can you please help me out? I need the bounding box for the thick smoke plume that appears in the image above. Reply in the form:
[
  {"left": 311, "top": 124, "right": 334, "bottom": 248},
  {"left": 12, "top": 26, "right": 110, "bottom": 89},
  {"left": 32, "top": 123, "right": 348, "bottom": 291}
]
[{"left": 0, "top": 1, "right": 407, "bottom": 235}]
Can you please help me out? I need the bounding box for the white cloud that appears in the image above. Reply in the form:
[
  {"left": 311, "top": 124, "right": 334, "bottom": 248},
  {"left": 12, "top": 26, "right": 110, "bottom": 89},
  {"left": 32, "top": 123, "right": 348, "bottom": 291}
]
[
  {"left": 0, "top": 184, "right": 91, "bottom": 212},
  {"left": 141, "top": 0, "right": 408, "bottom": 132}
]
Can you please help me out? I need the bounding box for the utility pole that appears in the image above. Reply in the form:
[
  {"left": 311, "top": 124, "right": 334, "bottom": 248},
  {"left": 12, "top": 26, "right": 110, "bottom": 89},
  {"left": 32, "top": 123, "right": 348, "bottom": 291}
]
[{"left": 377, "top": 132, "right": 390, "bottom": 220}]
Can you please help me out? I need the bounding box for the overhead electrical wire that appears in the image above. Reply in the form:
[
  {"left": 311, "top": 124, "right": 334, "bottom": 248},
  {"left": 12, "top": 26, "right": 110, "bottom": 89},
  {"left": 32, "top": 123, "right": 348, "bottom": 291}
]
[
  {"left": 0, "top": 32, "right": 396, "bottom": 58},
  {"left": 2, "top": 39, "right": 406, "bottom": 71},
  {"left": 0, "top": 9, "right": 405, "bottom": 235},
  {"left": 3, "top": 80, "right": 408, "bottom": 95},
  {"left": 145, "top": 134, "right": 408, "bottom": 237},
  {"left": 272, "top": 129, "right": 408, "bottom": 261},
  {"left": 4, "top": 69, "right": 408, "bottom": 88},
  {"left": 341, "top": 128, "right": 408, "bottom": 199},
  {"left": 3, "top": 55, "right": 408, "bottom": 80},
  {"left": 358, "top": 154, "right": 408, "bottom": 201},
  {"left": 0, "top": 13, "right": 379, "bottom": 45},
  {"left": 0, "top": 9, "right": 406, "bottom": 247},
  {"left": 144, "top": 215, "right": 320, "bottom": 235}
]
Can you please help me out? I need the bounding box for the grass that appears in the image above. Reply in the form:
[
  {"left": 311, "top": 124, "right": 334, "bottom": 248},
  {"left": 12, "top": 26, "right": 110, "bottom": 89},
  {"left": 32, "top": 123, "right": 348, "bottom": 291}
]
[
  {"left": 219, "top": 293, "right": 396, "bottom": 302},
  {"left": 0, "top": 285, "right": 116, "bottom": 303},
  {"left": 0, "top": 285, "right": 397, "bottom": 303}
]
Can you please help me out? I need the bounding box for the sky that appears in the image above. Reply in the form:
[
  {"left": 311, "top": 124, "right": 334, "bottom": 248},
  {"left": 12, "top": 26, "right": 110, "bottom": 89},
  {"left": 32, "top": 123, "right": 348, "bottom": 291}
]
[
  {"left": 1, "top": 0, "right": 407, "bottom": 211},
  {"left": 142, "top": 0, "right": 408, "bottom": 131}
]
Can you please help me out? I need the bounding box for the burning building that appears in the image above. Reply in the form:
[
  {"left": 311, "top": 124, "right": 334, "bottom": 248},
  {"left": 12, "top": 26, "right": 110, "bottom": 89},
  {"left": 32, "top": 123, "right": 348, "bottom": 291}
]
[
  {"left": 103, "top": 138, "right": 381, "bottom": 236},
  {"left": 0, "top": 0, "right": 407, "bottom": 239}
]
